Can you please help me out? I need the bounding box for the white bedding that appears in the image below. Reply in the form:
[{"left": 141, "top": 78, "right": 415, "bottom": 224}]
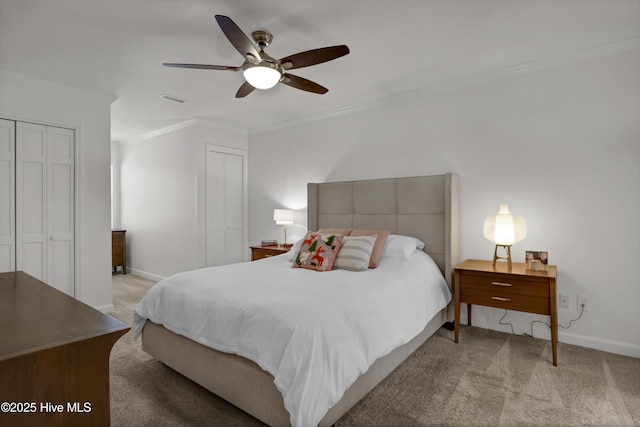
[{"left": 133, "top": 250, "right": 451, "bottom": 427}]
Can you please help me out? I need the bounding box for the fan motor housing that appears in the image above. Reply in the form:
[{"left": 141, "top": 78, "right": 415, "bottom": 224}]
[
  {"left": 242, "top": 55, "right": 283, "bottom": 77},
  {"left": 251, "top": 30, "right": 273, "bottom": 48}
]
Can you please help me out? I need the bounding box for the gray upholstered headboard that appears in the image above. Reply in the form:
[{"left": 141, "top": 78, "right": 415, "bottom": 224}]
[{"left": 307, "top": 173, "right": 459, "bottom": 288}]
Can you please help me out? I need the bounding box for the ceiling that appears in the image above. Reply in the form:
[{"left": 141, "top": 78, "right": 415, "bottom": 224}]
[{"left": 1, "top": 0, "right": 638, "bottom": 142}]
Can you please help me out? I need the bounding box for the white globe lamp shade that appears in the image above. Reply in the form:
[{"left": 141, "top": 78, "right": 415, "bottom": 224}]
[
  {"left": 483, "top": 204, "right": 527, "bottom": 268},
  {"left": 244, "top": 65, "right": 281, "bottom": 89},
  {"left": 483, "top": 204, "right": 527, "bottom": 245}
]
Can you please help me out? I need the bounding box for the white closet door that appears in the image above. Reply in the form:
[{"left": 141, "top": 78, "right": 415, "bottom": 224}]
[
  {"left": 205, "top": 148, "right": 245, "bottom": 267},
  {"left": 0, "top": 119, "right": 15, "bottom": 272},
  {"left": 206, "top": 150, "right": 226, "bottom": 267},
  {"left": 47, "top": 127, "right": 74, "bottom": 295},
  {"left": 16, "top": 122, "right": 47, "bottom": 281},
  {"left": 225, "top": 153, "right": 244, "bottom": 264},
  {"left": 15, "top": 122, "right": 74, "bottom": 295}
]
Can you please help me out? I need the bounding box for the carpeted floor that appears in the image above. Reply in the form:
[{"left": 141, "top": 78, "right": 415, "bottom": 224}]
[{"left": 109, "top": 273, "right": 640, "bottom": 426}]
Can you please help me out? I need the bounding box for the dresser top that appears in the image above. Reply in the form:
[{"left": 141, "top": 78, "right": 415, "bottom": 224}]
[
  {"left": 455, "top": 259, "right": 557, "bottom": 278},
  {"left": 0, "top": 271, "right": 129, "bottom": 361}
]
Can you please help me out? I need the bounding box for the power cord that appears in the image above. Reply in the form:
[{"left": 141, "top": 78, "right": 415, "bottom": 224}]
[{"left": 498, "top": 303, "right": 585, "bottom": 338}]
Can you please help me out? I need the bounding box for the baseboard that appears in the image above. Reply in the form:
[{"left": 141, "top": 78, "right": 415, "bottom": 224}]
[
  {"left": 466, "top": 306, "right": 640, "bottom": 359},
  {"left": 126, "top": 267, "right": 166, "bottom": 282},
  {"left": 479, "top": 322, "right": 640, "bottom": 359},
  {"left": 558, "top": 331, "right": 640, "bottom": 359}
]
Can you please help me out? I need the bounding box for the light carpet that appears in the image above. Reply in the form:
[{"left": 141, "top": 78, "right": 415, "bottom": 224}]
[{"left": 109, "top": 273, "right": 640, "bottom": 426}]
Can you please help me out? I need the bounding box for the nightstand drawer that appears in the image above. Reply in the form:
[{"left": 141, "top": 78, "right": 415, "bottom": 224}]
[
  {"left": 250, "top": 245, "right": 290, "bottom": 261},
  {"left": 461, "top": 288, "right": 550, "bottom": 315},
  {"left": 252, "top": 249, "right": 276, "bottom": 260},
  {"left": 459, "top": 272, "right": 549, "bottom": 298}
]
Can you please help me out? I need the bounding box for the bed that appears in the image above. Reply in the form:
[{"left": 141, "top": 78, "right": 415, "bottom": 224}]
[{"left": 133, "top": 173, "right": 459, "bottom": 426}]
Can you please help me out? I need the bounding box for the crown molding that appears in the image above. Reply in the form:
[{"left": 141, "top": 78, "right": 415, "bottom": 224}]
[
  {"left": 194, "top": 118, "right": 248, "bottom": 136},
  {"left": 124, "top": 118, "right": 247, "bottom": 144},
  {"left": 249, "top": 37, "right": 640, "bottom": 135},
  {"left": 130, "top": 118, "right": 197, "bottom": 143}
]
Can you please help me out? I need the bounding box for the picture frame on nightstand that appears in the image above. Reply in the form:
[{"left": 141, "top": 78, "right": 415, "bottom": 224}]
[
  {"left": 526, "top": 251, "right": 548, "bottom": 263},
  {"left": 526, "top": 250, "right": 548, "bottom": 271}
]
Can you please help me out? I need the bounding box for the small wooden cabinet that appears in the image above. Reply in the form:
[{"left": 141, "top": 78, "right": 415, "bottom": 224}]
[
  {"left": 112, "top": 229, "right": 126, "bottom": 274},
  {"left": 250, "top": 245, "right": 291, "bottom": 261},
  {"left": 454, "top": 259, "right": 558, "bottom": 365}
]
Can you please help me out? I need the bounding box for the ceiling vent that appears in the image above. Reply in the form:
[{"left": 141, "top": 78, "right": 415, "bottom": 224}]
[{"left": 159, "top": 94, "right": 187, "bottom": 103}]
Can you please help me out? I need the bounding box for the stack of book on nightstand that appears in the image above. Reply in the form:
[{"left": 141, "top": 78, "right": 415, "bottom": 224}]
[{"left": 261, "top": 239, "right": 278, "bottom": 247}]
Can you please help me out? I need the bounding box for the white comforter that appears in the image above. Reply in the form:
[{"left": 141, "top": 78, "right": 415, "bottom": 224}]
[{"left": 133, "top": 250, "right": 451, "bottom": 427}]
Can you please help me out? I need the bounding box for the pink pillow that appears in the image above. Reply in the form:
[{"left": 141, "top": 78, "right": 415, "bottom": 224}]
[
  {"left": 292, "top": 232, "right": 344, "bottom": 272},
  {"left": 349, "top": 230, "right": 390, "bottom": 268}
]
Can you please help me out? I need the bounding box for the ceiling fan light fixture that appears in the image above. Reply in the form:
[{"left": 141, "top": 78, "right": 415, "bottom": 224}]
[
  {"left": 243, "top": 62, "right": 282, "bottom": 89},
  {"left": 164, "top": 15, "right": 349, "bottom": 97}
]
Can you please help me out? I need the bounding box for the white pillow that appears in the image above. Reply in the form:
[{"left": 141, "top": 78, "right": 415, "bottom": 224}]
[
  {"left": 333, "top": 235, "right": 377, "bottom": 271},
  {"left": 288, "top": 237, "right": 305, "bottom": 262},
  {"left": 381, "top": 234, "right": 425, "bottom": 260}
]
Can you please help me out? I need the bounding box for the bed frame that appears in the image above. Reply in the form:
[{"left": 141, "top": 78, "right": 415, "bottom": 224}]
[{"left": 141, "top": 173, "right": 459, "bottom": 426}]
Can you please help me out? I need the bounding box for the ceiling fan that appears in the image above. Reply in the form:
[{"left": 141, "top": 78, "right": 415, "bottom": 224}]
[{"left": 163, "top": 15, "right": 350, "bottom": 98}]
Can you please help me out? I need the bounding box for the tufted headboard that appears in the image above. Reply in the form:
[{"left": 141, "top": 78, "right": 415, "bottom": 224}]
[{"left": 307, "top": 173, "right": 459, "bottom": 289}]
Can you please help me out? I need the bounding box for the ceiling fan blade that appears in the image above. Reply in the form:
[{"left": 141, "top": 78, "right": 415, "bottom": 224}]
[
  {"left": 281, "top": 74, "right": 328, "bottom": 94},
  {"left": 235, "top": 81, "right": 256, "bottom": 98},
  {"left": 279, "top": 45, "right": 350, "bottom": 70},
  {"left": 215, "top": 15, "right": 261, "bottom": 62},
  {"left": 163, "top": 63, "right": 238, "bottom": 71}
]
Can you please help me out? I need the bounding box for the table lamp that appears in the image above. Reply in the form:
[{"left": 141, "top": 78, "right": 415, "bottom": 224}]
[
  {"left": 483, "top": 204, "right": 527, "bottom": 269},
  {"left": 273, "top": 209, "right": 294, "bottom": 245}
]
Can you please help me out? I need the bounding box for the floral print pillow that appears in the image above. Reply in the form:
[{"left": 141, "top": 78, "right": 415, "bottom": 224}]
[{"left": 292, "top": 232, "right": 344, "bottom": 272}]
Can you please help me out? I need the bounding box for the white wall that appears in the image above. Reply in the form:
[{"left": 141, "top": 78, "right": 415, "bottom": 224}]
[
  {"left": 248, "top": 49, "right": 640, "bottom": 357},
  {"left": 0, "top": 71, "right": 116, "bottom": 311},
  {"left": 117, "top": 120, "right": 248, "bottom": 279}
]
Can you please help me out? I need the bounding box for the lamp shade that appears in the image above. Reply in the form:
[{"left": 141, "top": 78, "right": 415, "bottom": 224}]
[
  {"left": 483, "top": 204, "right": 527, "bottom": 245},
  {"left": 273, "top": 209, "right": 294, "bottom": 225},
  {"left": 244, "top": 64, "right": 281, "bottom": 89}
]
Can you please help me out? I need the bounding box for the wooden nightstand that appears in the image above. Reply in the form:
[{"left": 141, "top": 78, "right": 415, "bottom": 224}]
[
  {"left": 454, "top": 259, "right": 558, "bottom": 366},
  {"left": 250, "top": 245, "right": 291, "bottom": 261}
]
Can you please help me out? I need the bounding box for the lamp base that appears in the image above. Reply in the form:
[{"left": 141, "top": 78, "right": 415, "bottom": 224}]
[{"left": 492, "top": 244, "right": 513, "bottom": 269}]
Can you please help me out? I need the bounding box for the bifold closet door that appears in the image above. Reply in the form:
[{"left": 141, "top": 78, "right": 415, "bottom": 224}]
[
  {"left": 205, "top": 148, "right": 244, "bottom": 267},
  {"left": 16, "top": 122, "right": 74, "bottom": 295},
  {"left": 16, "top": 123, "right": 47, "bottom": 281},
  {"left": 46, "top": 126, "right": 75, "bottom": 294},
  {"left": 0, "top": 119, "right": 16, "bottom": 272}
]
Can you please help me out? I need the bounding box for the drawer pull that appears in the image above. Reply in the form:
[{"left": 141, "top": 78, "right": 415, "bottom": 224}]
[
  {"left": 491, "top": 281, "right": 512, "bottom": 287},
  {"left": 491, "top": 296, "right": 511, "bottom": 302}
]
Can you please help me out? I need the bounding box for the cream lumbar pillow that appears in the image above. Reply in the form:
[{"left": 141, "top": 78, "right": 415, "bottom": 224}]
[
  {"left": 349, "top": 230, "right": 390, "bottom": 268},
  {"left": 333, "top": 235, "right": 377, "bottom": 271}
]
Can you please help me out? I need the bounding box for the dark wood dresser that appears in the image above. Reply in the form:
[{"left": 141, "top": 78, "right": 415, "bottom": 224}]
[
  {"left": 112, "top": 229, "right": 126, "bottom": 274},
  {"left": 0, "top": 271, "right": 129, "bottom": 426}
]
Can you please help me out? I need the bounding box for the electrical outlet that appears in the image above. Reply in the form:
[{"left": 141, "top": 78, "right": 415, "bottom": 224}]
[
  {"left": 559, "top": 293, "right": 570, "bottom": 309},
  {"left": 577, "top": 295, "right": 589, "bottom": 312}
]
